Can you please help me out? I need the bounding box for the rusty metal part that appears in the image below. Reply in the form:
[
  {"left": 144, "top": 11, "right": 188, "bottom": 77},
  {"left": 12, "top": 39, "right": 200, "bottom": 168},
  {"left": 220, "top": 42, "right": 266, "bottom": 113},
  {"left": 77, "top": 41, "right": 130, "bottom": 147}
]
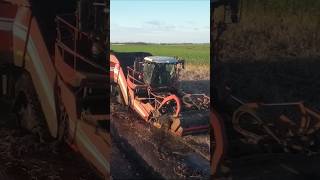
[
  {"left": 232, "top": 101, "right": 320, "bottom": 153},
  {"left": 181, "top": 92, "right": 210, "bottom": 110},
  {"left": 211, "top": 110, "right": 228, "bottom": 176}
]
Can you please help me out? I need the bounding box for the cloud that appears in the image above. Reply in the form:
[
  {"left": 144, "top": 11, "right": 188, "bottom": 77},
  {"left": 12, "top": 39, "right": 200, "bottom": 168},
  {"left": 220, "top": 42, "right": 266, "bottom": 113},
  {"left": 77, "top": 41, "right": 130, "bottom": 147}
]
[
  {"left": 185, "top": 20, "right": 196, "bottom": 24},
  {"left": 162, "top": 25, "right": 176, "bottom": 31},
  {"left": 145, "top": 20, "right": 161, "bottom": 26},
  {"left": 111, "top": 22, "right": 209, "bottom": 43},
  {"left": 111, "top": 28, "right": 209, "bottom": 43},
  {"left": 142, "top": 20, "right": 177, "bottom": 32}
]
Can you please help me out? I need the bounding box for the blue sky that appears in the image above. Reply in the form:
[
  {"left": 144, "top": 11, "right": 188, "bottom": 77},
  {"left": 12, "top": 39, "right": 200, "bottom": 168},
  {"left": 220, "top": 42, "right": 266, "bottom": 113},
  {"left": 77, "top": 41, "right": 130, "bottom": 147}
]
[{"left": 110, "top": 0, "right": 210, "bottom": 43}]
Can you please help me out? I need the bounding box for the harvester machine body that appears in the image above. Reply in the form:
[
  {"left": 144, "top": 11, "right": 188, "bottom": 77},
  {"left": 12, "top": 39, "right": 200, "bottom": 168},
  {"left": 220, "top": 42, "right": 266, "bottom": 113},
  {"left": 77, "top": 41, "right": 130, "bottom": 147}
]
[
  {"left": 55, "top": 12, "right": 110, "bottom": 178},
  {"left": 0, "top": 0, "right": 110, "bottom": 178},
  {"left": 111, "top": 53, "right": 209, "bottom": 136}
]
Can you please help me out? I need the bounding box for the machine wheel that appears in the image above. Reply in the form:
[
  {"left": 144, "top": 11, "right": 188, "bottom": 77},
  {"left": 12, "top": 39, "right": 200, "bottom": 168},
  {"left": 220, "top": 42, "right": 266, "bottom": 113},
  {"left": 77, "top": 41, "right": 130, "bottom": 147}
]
[{"left": 13, "top": 73, "right": 53, "bottom": 142}]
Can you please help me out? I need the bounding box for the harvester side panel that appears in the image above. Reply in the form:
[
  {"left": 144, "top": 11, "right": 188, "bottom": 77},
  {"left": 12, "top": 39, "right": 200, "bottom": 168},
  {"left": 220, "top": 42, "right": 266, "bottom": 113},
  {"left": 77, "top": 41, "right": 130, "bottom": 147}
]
[
  {"left": 54, "top": 11, "right": 110, "bottom": 178},
  {"left": 110, "top": 54, "right": 152, "bottom": 119},
  {"left": 57, "top": 77, "right": 78, "bottom": 138},
  {"left": 0, "top": 1, "right": 110, "bottom": 178},
  {"left": 76, "top": 120, "right": 110, "bottom": 177},
  {"left": 8, "top": 3, "right": 58, "bottom": 137},
  {"left": 0, "top": 2, "right": 16, "bottom": 59},
  {"left": 57, "top": 76, "right": 110, "bottom": 177},
  {"left": 110, "top": 54, "right": 128, "bottom": 105},
  {"left": 55, "top": 45, "right": 85, "bottom": 87}
]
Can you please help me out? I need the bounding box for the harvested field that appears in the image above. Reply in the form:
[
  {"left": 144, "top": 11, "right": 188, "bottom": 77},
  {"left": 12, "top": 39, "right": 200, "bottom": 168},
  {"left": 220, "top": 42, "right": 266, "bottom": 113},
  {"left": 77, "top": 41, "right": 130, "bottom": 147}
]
[
  {"left": 111, "top": 104, "right": 210, "bottom": 179},
  {"left": 111, "top": 139, "right": 152, "bottom": 180},
  {"left": 0, "top": 99, "right": 102, "bottom": 180}
]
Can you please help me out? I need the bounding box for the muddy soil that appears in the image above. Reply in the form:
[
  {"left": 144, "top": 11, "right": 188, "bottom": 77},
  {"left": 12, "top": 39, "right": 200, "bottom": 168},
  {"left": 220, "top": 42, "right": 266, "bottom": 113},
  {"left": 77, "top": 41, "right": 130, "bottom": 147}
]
[
  {"left": 179, "top": 79, "right": 210, "bottom": 160},
  {"left": 180, "top": 80, "right": 210, "bottom": 96},
  {"left": 111, "top": 104, "right": 210, "bottom": 180},
  {"left": 111, "top": 139, "right": 154, "bottom": 180},
  {"left": 180, "top": 64, "right": 210, "bottom": 96},
  {"left": 0, "top": 98, "right": 102, "bottom": 180},
  {"left": 225, "top": 153, "right": 320, "bottom": 180}
]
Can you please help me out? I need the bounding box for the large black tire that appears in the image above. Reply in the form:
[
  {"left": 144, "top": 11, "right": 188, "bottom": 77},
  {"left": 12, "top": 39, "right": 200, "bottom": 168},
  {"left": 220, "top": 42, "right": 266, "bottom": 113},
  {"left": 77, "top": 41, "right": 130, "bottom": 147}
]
[{"left": 13, "top": 73, "right": 53, "bottom": 142}]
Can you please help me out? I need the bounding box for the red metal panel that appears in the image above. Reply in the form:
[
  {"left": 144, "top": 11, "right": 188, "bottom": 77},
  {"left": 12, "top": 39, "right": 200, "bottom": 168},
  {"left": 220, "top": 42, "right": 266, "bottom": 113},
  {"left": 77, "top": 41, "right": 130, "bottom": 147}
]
[
  {"left": 1, "top": 0, "right": 30, "bottom": 7},
  {"left": 55, "top": 45, "right": 84, "bottom": 87},
  {"left": 0, "top": 2, "right": 17, "bottom": 18},
  {"left": 211, "top": 110, "right": 228, "bottom": 175},
  {"left": 29, "top": 15, "right": 56, "bottom": 84},
  {"left": 158, "top": 94, "right": 181, "bottom": 118},
  {"left": 78, "top": 120, "right": 110, "bottom": 178},
  {"left": 0, "top": 31, "right": 12, "bottom": 52},
  {"left": 0, "top": 2, "right": 16, "bottom": 54}
]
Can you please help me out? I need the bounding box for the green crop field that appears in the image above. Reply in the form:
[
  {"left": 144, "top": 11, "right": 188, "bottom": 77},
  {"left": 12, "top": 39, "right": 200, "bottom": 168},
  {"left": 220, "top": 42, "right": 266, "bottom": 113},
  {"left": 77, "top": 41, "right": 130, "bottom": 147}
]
[{"left": 111, "top": 44, "right": 210, "bottom": 65}]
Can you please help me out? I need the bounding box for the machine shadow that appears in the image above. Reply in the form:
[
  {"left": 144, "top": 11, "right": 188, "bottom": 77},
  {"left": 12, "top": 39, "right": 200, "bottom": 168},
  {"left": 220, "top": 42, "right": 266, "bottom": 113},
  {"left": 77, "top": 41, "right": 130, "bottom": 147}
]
[{"left": 223, "top": 57, "right": 320, "bottom": 108}]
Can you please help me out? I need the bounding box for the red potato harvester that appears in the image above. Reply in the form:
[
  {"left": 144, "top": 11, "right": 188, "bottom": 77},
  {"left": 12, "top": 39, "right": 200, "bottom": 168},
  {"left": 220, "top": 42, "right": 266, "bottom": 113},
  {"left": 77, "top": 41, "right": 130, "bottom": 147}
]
[{"left": 110, "top": 53, "right": 210, "bottom": 136}]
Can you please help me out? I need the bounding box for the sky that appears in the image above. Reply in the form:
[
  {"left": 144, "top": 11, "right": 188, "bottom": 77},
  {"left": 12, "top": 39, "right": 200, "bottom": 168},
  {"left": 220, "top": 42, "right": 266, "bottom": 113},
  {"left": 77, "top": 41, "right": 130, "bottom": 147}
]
[{"left": 110, "top": 0, "right": 210, "bottom": 43}]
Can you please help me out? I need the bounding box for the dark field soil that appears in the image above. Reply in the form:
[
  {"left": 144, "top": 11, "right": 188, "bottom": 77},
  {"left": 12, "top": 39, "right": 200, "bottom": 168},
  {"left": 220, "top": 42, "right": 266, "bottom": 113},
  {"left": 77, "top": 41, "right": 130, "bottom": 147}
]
[
  {"left": 111, "top": 140, "right": 147, "bottom": 180},
  {"left": 111, "top": 104, "right": 210, "bottom": 180},
  {"left": 230, "top": 153, "right": 320, "bottom": 180},
  {"left": 0, "top": 98, "right": 102, "bottom": 180},
  {"left": 222, "top": 57, "right": 320, "bottom": 109}
]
